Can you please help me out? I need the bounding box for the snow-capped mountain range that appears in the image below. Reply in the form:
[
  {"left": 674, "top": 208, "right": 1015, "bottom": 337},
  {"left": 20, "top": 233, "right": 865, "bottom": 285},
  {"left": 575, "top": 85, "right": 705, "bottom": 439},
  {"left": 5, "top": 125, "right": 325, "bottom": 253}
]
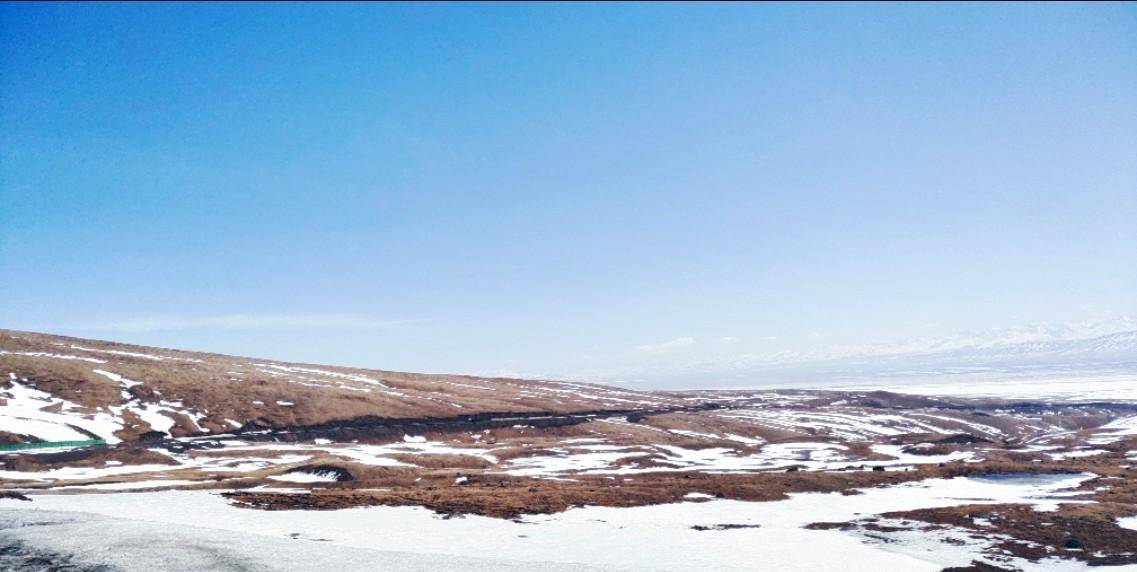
[
  {"left": 732, "top": 318, "right": 1137, "bottom": 367},
  {"left": 565, "top": 318, "right": 1137, "bottom": 388}
]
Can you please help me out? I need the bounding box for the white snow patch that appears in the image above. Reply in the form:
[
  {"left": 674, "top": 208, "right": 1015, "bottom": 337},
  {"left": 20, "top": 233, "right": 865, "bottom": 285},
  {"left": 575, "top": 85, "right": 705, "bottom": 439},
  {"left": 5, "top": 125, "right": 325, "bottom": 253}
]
[
  {"left": 1089, "top": 416, "right": 1137, "bottom": 445},
  {"left": 56, "top": 479, "right": 199, "bottom": 491},
  {"left": 0, "top": 379, "right": 123, "bottom": 443},
  {"left": 0, "top": 464, "right": 178, "bottom": 482},
  {"left": 92, "top": 369, "right": 143, "bottom": 390},
  {"left": 1047, "top": 449, "right": 1109, "bottom": 461},
  {"left": 268, "top": 472, "right": 339, "bottom": 484}
]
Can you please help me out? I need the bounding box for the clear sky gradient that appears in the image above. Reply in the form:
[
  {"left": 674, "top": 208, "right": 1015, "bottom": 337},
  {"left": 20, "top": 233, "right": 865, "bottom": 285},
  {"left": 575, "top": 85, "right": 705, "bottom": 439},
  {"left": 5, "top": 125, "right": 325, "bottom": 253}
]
[{"left": 2, "top": 3, "right": 1135, "bottom": 381}]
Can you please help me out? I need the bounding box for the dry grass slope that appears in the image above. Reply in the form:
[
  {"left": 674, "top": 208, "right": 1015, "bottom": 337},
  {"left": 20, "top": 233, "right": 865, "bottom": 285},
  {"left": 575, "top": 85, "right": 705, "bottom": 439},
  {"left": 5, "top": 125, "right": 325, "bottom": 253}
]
[{"left": 0, "top": 329, "right": 678, "bottom": 442}]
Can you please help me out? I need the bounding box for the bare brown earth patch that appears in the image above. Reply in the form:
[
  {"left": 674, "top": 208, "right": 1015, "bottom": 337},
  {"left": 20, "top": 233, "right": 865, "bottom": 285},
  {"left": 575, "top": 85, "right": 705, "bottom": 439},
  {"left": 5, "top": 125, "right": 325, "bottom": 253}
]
[
  {"left": 804, "top": 459, "right": 1137, "bottom": 568},
  {"left": 886, "top": 502, "right": 1137, "bottom": 566},
  {"left": 223, "top": 461, "right": 1110, "bottom": 520},
  {"left": 1, "top": 446, "right": 176, "bottom": 472}
]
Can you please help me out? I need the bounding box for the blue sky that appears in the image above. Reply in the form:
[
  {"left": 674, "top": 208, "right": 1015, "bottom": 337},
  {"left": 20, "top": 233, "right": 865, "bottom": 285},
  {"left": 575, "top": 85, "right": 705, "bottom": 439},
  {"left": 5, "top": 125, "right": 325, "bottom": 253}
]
[{"left": 1, "top": 3, "right": 1135, "bottom": 382}]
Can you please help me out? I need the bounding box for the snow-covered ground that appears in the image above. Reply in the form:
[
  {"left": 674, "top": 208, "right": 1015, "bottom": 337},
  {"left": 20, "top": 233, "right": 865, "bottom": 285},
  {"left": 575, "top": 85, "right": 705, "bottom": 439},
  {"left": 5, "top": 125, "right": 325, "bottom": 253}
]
[
  {"left": 499, "top": 439, "right": 974, "bottom": 477},
  {"left": 0, "top": 509, "right": 616, "bottom": 572},
  {"left": 841, "top": 372, "right": 1137, "bottom": 402},
  {"left": 0, "top": 377, "right": 124, "bottom": 443},
  {"left": 1089, "top": 416, "right": 1137, "bottom": 445},
  {"left": 1, "top": 473, "right": 1122, "bottom": 571}
]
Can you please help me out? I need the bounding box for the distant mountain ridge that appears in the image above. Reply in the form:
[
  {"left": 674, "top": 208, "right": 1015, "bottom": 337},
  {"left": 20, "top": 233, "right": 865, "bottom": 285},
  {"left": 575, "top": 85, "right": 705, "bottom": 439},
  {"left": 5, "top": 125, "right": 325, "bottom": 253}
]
[
  {"left": 747, "top": 318, "right": 1137, "bottom": 367},
  {"left": 570, "top": 321, "right": 1137, "bottom": 388}
]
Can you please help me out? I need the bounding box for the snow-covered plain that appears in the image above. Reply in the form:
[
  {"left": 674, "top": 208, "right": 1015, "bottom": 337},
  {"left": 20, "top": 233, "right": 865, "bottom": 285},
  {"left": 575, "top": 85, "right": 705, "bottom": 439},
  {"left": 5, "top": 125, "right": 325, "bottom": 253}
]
[
  {"left": 831, "top": 371, "right": 1137, "bottom": 402},
  {"left": 1, "top": 473, "right": 1119, "bottom": 571},
  {"left": 0, "top": 509, "right": 616, "bottom": 572}
]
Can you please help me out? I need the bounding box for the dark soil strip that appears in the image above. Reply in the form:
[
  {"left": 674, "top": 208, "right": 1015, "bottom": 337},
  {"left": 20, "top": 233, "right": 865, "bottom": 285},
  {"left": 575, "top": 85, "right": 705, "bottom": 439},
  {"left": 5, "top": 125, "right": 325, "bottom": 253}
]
[{"left": 173, "top": 404, "right": 724, "bottom": 447}]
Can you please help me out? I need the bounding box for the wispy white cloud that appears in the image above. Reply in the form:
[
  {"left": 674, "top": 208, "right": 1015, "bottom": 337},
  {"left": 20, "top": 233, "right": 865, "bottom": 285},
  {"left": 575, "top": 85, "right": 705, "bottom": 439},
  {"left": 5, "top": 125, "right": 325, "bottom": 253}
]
[
  {"left": 635, "top": 336, "right": 696, "bottom": 354},
  {"left": 67, "top": 314, "right": 411, "bottom": 333}
]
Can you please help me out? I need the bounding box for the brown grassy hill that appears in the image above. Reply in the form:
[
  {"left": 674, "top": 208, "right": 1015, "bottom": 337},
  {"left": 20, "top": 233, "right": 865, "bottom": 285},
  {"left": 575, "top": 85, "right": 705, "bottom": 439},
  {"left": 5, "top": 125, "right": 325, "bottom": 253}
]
[{"left": 0, "top": 329, "right": 677, "bottom": 443}]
